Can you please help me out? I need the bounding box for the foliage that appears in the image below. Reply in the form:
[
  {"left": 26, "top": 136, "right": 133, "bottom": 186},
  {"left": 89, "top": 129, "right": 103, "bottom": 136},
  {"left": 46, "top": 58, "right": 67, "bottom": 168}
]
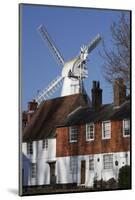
[
  {"left": 93, "top": 178, "right": 117, "bottom": 189},
  {"left": 118, "top": 165, "right": 131, "bottom": 189}
]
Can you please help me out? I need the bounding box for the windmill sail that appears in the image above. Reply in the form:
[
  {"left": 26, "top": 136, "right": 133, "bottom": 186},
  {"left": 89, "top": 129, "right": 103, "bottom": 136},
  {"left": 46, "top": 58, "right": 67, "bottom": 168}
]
[
  {"left": 35, "top": 76, "right": 64, "bottom": 104},
  {"left": 87, "top": 34, "right": 102, "bottom": 54},
  {"left": 36, "top": 24, "right": 102, "bottom": 103},
  {"left": 38, "top": 25, "right": 65, "bottom": 66}
]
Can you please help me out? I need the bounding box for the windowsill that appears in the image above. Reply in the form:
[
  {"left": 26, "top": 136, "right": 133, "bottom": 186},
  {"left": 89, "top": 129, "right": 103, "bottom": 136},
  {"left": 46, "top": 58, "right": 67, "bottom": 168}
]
[
  {"left": 69, "top": 140, "right": 77, "bottom": 143},
  {"left": 102, "top": 137, "right": 111, "bottom": 140},
  {"left": 86, "top": 139, "right": 94, "bottom": 142},
  {"left": 123, "top": 134, "right": 130, "bottom": 138}
]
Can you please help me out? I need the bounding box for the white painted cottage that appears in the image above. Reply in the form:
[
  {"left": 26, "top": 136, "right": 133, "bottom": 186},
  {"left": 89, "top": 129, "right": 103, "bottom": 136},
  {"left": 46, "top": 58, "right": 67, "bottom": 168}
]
[{"left": 22, "top": 94, "right": 88, "bottom": 186}]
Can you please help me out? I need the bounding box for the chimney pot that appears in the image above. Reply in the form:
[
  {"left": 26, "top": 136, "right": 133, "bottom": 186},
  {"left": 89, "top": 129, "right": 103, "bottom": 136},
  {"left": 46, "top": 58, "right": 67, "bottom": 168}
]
[
  {"left": 93, "top": 81, "right": 97, "bottom": 89},
  {"left": 97, "top": 81, "right": 100, "bottom": 88}
]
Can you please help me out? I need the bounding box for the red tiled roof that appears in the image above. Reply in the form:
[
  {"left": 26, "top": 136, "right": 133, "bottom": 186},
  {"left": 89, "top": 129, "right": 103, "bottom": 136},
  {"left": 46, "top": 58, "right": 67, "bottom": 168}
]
[{"left": 23, "top": 94, "right": 89, "bottom": 142}]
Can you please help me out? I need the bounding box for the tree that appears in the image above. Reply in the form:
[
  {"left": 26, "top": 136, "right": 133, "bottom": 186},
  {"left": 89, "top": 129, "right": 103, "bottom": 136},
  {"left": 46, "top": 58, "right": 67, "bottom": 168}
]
[
  {"left": 118, "top": 165, "right": 131, "bottom": 189},
  {"left": 100, "top": 12, "right": 131, "bottom": 92}
]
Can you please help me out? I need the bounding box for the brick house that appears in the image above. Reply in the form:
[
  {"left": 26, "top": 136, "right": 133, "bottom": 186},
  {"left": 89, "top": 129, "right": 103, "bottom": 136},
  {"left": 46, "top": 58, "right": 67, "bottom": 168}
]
[
  {"left": 56, "top": 80, "right": 130, "bottom": 187},
  {"left": 22, "top": 79, "right": 130, "bottom": 188}
]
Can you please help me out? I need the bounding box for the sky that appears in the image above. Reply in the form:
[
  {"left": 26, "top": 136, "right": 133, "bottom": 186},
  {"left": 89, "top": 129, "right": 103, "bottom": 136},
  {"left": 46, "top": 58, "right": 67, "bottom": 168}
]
[{"left": 20, "top": 4, "right": 130, "bottom": 110}]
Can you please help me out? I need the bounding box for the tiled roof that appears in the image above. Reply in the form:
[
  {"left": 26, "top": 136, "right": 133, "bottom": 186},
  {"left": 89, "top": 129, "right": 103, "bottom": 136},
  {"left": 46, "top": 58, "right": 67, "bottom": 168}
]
[
  {"left": 23, "top": 94, "right": 89, "bottom": 142},
  {"left": 58, "top": 100, "right": 130, "bottom": 127}
]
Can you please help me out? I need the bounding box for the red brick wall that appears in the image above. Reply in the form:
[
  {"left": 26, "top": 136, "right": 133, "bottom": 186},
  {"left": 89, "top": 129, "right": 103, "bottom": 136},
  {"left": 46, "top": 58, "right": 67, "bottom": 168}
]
[{"left": 56, "top": 120, "right": 130, "bottom": 157}]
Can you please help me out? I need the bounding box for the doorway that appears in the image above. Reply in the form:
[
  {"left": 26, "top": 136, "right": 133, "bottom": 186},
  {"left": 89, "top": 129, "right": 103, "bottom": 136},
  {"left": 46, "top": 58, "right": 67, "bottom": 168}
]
[
  {"left": 48, "top": 161, "right": 56, "bottom": 185},
  {"left": 81, "top": 160, "right": 86, "bottom": 184}
]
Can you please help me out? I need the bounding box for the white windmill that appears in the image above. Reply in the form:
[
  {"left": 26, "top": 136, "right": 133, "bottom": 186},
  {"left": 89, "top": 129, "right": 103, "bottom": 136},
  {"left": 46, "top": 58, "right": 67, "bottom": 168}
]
[{"left": 35, "top": 25, "right": 101, "bottom": 104}]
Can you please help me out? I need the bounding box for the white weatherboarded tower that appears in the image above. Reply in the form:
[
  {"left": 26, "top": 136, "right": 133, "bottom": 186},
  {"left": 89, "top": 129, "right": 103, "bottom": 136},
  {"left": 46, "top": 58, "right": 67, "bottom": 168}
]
[{"left": 35, "top": 25, "right": 101, "bottom": 104}]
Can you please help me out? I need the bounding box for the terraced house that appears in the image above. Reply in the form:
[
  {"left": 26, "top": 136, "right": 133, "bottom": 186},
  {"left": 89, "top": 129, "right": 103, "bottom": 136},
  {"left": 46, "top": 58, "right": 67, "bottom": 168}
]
[{"left": 22, "top": 79, "right": 130, "bottom": 188}]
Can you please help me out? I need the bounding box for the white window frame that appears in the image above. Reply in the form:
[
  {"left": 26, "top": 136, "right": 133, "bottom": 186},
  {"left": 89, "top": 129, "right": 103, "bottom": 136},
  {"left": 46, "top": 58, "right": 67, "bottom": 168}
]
[
  {"left": 102, "top": 120, "right": 111, "bottom": 139},
  {"left": 89, "top": 155, "right": 94, "bottom": 171},
  {"left": 31, "top": 163, "right": 37, "bottom": 179},
  {"left": 86, "top": 123, "right": 95, "bottom": 141},
  {"left": 103, "top": 154, "right": 113, "bottom": 170},
  {"left": 123, "top": 119, "right": 130, "bottom": 137},
  {"left": 42, "top": 139, "right": 48, "bottom": 149},
  {"left": 69, "top": 126, "right": 78, "bottom": 143},
  {"left": 70, "top": 156, "right": 77, "bottom": 174}
]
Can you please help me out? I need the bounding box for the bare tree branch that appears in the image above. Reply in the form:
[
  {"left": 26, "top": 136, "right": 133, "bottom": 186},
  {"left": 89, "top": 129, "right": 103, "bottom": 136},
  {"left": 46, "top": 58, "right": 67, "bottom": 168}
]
[{"left": 100, "top": 12, "right": 131, "bottom": 92}]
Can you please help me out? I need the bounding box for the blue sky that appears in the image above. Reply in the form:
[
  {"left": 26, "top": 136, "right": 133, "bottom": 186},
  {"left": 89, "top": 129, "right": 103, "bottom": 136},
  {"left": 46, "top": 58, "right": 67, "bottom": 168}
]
[{"left": 21, "top": 4, "right": 129, "bottom": 110}]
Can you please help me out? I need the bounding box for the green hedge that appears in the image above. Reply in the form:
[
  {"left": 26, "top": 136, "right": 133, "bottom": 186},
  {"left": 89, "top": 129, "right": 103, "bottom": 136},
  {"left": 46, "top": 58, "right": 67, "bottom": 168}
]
[{"left": 118, "top": 165, "right": 131, "bottom": 189}]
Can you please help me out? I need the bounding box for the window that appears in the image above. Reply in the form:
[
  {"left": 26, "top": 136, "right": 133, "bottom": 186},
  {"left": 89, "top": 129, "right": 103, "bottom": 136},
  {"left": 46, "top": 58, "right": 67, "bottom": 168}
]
[
  {"left": 31, "top": 163, "right": 36, "bottom": 178},
  {"left": 89, "top": 155, "right": 94, "bottom": 170},
  {"left": 123, "top": 119, "right": 130, "bottom": 137},
  {"left": 27, "top": 142, "right": 33, "bottom": 154},
  {"left": 69, "top": 126, "right": 78, "bottom": 142},
  {"left": 102, "top": 121, "right": 111, "bottom": 139},
  {"left": 42, "top": 139, "right": 48, "bottom": 149},
  {"left": 103, "top": 154, "right": 113, "bottom": 169},
  {"left": 86, "top": 123, "right": 94, "bottom": 141},
  {"left": 70, "top": 157, "right": 77, "bottom": 174}
]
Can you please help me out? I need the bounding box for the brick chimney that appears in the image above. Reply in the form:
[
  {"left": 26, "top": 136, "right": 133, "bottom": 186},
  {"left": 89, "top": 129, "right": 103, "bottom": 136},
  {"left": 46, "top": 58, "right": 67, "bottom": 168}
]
[
  {"left": 91, "top": 81, "right": 102, "bottom": 110},
  {"left": 28, "top": 99, "right": 38, "bottom": 112},
  {"left": 27, "top": 99, "right": 38, "bottom": 124},
  {"left": 113, "top": 78, "right": 126, "bottom": 108}
]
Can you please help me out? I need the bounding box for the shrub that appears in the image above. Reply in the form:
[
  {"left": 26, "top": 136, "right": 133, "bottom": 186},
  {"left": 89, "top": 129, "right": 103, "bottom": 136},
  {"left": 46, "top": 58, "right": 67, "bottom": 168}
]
[
  {"left": 93, "top": 178, "right": 117, "bottom": 189},
  {"left": 118, "top": 165, "right": 131, "bottom": 189}
]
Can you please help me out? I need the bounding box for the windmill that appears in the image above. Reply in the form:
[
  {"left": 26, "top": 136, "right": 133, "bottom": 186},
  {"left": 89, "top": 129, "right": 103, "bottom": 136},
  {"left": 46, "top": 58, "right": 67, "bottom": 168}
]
[{"left": 35, "top": 24, "right": 101, "bottom": 105}]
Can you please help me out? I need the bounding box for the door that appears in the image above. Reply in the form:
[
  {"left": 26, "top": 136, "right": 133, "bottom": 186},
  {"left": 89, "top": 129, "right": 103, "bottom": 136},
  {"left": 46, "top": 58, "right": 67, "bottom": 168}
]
[
  {"left": 49, "top": 162, "right": 56, "bottom": 185},
  {"left": 81, "top": 160, "right": 86, "bottom": 184}
]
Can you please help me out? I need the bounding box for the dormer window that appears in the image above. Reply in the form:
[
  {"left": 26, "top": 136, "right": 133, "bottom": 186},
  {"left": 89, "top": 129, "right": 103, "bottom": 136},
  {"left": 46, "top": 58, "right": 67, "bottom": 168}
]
[
  {"left": 123, "top": 119, "right": 130, "bottom": 137},
  {"left": 69, "top": 126, "right": 78, "bottom": 143}
]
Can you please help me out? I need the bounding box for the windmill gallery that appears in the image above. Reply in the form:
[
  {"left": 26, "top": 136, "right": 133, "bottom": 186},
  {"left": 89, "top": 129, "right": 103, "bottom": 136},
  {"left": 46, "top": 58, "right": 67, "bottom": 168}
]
[{"left": 22, "top": 24, "right": 130, "bottom": 194}]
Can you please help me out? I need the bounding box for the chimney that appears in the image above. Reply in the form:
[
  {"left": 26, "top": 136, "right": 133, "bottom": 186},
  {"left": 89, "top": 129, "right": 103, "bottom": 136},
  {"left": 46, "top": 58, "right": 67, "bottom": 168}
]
[
  {"left": 113, "top": 78, "right": 126, "bottom": 107},
  {"left": 91, "top": 81, "right": 102, "bottom": 110},
  {"left": 28, "top": 99, "right": 38, "bottom": 112},
  {"left": 27, "top": 100, "right": 38, "bottom": 124}
]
